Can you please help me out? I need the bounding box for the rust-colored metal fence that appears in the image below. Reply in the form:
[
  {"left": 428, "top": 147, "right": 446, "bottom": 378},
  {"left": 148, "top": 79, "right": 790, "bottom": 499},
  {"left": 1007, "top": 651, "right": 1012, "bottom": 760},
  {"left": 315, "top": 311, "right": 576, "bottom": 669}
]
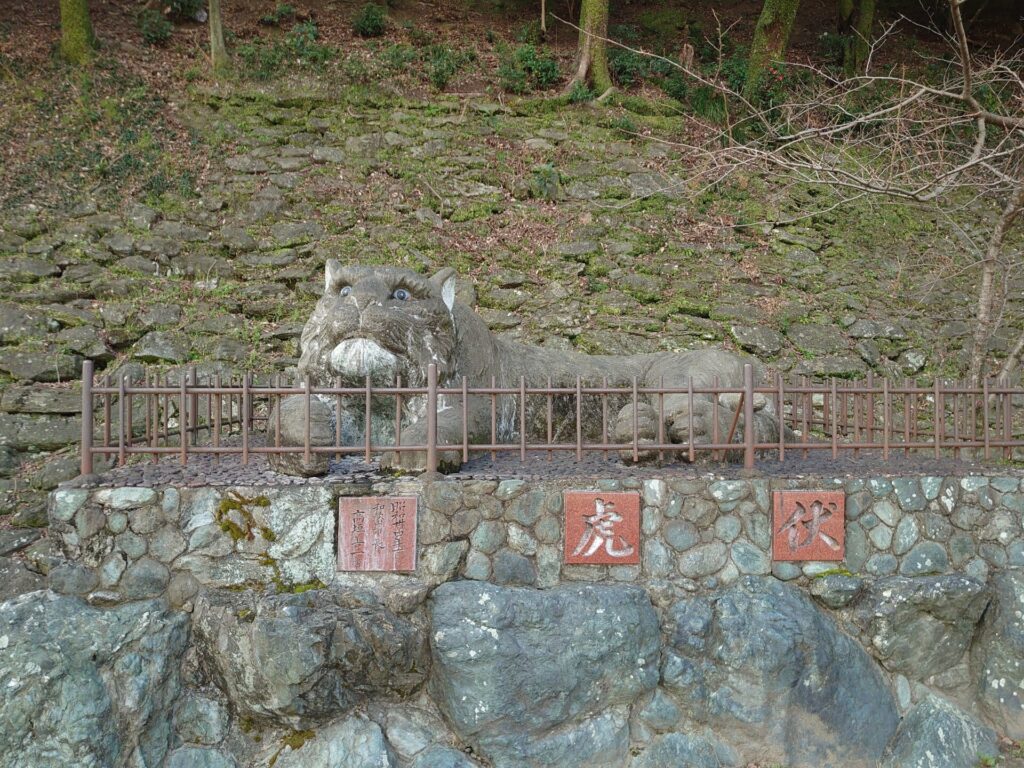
[{"left": 78, "top": 360, "right": 1023, "bottom": 476}]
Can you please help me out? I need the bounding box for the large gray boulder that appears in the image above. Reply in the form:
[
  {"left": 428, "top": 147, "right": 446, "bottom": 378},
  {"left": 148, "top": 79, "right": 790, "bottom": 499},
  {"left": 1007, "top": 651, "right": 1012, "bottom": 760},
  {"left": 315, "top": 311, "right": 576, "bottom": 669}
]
[
  {"left": 0, "top": 590, "right": 188, "bottom": 768},
  {"left": 429, "top": 581, "right": 660, "bottom": 768},
  {"left": 0, "top": 556, "right": 44, "bottom": 601},
  {"left": 970, "top": 570, "right": 1024, "bottom": 738},
  {"left": 847, "top": 574, "right": 989, "bottom": 680},
  {"left": 191, "top": 587, "right": 428, "bottom": 728},
  {"left": 269, "top": 715, "right": 396, "bottom": 768},
  {"left": 630, "top": 731, "right": 738, "bottom": 768},
  {"left": 165, "top": 746, "right": 238, "bottom": 768},
  {"left": 879, "top": 694, "right": 998, "bottom": 768},
  {"left": 410, "top": 745, "right": 484, "bottom": 768},
  {"left": 664, "top": 577, "right": 899, "bottom": 768}
]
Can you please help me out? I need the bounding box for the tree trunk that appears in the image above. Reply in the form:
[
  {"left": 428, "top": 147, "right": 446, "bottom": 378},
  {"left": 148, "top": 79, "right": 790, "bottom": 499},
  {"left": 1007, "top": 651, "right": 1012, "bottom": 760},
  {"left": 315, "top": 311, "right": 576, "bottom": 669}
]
[
  {"left": 837, "top": 0, "right": 854, "bottom": 31},
  {"left": 997, "top": 327, "right": 1024, "bottom": 385},
  {"left": 969, "top": 181, "right": 1024, "bottom": 387},
  {"left": 744, "top": 0, "right": 800, "bottom": 102},
  {"left": 838, "top": 0, "right": 854, "bottom": 67},
  {"left": 840, "top": 0, "right": 875, "bottom": 75},
  {"left": 60, "top": 0, "right": 96, "bottom": 65},
  {"left": 540, "top": 0, "right": 546, "bottom": 35},
  {"left": 569, "top": 0, "right": 613, "bottom": 96},
  {"left": 209, "top": 0, "right": 229, "bottom": 75}
]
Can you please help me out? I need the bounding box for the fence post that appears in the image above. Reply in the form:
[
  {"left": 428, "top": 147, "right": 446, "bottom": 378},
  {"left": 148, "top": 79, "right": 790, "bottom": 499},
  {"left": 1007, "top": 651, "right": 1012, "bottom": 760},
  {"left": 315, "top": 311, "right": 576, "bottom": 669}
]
[
  {"left": 241, "top": 373, "right": 249, "bottom": 466},
  {"left": 364, "top": 374, "right": 372, "bottom": 463},
  {"left": 426, "top": 363, "right": 438, "bottom": 474},
  {"left": 118, "top": 375, "right": 127, "bottom": 466},
  {"left": 305, "top": 373, "right": 313, "bottom": 467},
  {"left": 81, "top": 360, "right": 94, "bottom": 476},
  {"left": 180, "top": 371, "right": 188, "bottom": 466},
  {"left": 1004, "top": 381, "right": 1013, "bottom": 461},
  {"left": 743, "top": 363, "right": 755, "bottom": 470},
  {"left": 189, "top": 364, "right": 198, "bottom": 445}
]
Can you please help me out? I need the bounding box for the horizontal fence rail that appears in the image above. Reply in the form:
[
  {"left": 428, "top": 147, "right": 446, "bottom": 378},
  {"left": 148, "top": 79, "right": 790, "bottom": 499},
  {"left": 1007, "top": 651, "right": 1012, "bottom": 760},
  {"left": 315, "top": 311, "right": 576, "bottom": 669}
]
[{"left": 78, "top": 360, "right": 1024, "bottom": 476}]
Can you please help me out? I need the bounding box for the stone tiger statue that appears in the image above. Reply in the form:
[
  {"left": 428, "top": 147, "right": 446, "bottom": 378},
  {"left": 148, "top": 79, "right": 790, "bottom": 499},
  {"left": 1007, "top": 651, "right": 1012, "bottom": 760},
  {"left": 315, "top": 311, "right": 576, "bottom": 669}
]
[{"left": 268, "top": 261, "right": 780, "bottom": 475}]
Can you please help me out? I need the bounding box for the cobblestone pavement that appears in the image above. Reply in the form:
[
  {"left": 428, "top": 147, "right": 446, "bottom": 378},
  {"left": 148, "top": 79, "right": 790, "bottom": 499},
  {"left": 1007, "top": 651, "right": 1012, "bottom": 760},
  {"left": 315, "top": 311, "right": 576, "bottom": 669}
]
[{"left": 78, "top": 442, "right": 982, "bottom": 487}]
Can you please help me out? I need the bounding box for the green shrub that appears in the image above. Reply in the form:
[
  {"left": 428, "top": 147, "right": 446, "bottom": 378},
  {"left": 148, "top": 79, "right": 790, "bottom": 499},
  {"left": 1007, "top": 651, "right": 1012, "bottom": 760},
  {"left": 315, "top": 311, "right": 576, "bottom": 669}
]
[
  {"left": 237, "top": 40, "right": 284, "bottom": 79},
  {"left": 498, "top": 44, "right": 559, "bottom": 93},
  {"left": 515, "top": 19, "right": 544, "bottom": 45},
  {"left": 167, "top": 0, "right": 203, "bottom": 20},
  {"left": 609, "top": 23, "right": 641, "bottom": 44},
  {"left": 425, "top": 45, "right": 473, "bottom": 90},
  {"left": 720, "top": 52, "right": 747, "bottom": 93},
  {"left": 568, "top": 80, "right": 594, "bottom": 103},
  {"left": 260, "top": 3, "right": 296, "bottom": 26},
  {"left": 690, "top": 85, "right": 725, "bottom": 122},
  {"left": 608, "top": 48, "right": 677, "bottom": 90},
  {"left": 352, "top": 3, "right": 387, "bottom": 38},
  {"left": 381, "top": 43, "right": 417, "bottom": 71},
  {"left": 637, "top": 7, "right": 687, "bottom": 42},
  {"left": 817, "top": 31, "right": 847, "bottom": 67},
  {"left": 609, "top": 49, "right": 651, "bottom": 88},
  {"left": 498, "top": 59, "right": 528, "bottom": 94},
  {"left": 339, "top": 52, "right": 371, "bottom": 82},
  {"left": 285, "top": 20, "right": 332, "bottom": 65},
  {"left": 521, "top": 46, "right": 558, "bottom": 88},
  {"left": 138, "top": 9, "right": 172, "bottom": 46},
  {"left": 660, "top": 73, "right": 688, "bottom": 102},
  {"left": 236, "top": 20, "right": 331, "bottom": 79},
  {"left": 610, "top": 114, "right": 638, "bottom": 135},
  {"left": 402, "top": 21, "right": 433, "bottom": 47},
  {"left": 529, "top": 163, "right": 561, "bottom": 201},
  {"left": 426, "top": 45, "right": 457, "bottom": 89}
]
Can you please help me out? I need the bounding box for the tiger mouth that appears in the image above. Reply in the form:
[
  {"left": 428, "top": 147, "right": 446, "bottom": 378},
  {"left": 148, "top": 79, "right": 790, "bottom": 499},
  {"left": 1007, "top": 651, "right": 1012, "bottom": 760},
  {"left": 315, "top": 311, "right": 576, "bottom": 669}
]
[{"left": 329, "top": 338, "right": 400, "bottom": 383}]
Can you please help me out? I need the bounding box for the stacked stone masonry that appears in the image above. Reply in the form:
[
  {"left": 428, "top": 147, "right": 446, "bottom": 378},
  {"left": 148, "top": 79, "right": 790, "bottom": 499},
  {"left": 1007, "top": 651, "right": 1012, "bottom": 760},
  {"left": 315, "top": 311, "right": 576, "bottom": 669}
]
[
  {"left": 11, "top": 470, "right": 1022, "bottom": 768},
  {"left": 48, "top": 473, "right": 1024, "bottom": 598}
]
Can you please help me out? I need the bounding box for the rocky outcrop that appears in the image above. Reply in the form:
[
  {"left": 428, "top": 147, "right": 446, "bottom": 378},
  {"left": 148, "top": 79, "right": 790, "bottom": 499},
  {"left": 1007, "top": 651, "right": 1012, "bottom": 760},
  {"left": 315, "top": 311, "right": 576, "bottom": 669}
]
[
  {"left": 880, "top": 694, "right": 998, "bottom": 768},
  {"left": 165, "top": 746, "right": 238, "bottom": 768},
  {"left": 4, "top": 560, "right": 1024, "bottom": 768},
  {"left": 20, "top": 467, "right": 1024, "bottom": 768},
  {"left": 664, "top": 577, "right": 899, "bottom": 768},
  {"left": 268, "top": 715, "right": 396, "bottom": 768},
  {"left": 629, "top": 731, "right": 738, "bottom": 768},
  {"left": 847, "top": 574, "right": 990, "bottom": 680},
  {"left": 971, "top": 570, "right": 1024, "bottom": 739},
  {"left": 429, "top": 581, "right": 660, "bottom": 768},
  {"left": 0, "top": 556, "right": 44, "bottom": 600},
  {"left": 191, "top": 587, "right": 428, "bottom": 728},
  {"left": 0, "top": 591, "right": 188, "bottom": 768}
]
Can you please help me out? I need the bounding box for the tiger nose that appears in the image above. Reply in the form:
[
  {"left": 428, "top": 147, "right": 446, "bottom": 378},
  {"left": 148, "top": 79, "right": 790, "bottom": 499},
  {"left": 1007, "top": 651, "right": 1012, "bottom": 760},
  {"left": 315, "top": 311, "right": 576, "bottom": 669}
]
[{"left": 350, "top": 287, "right": 387, "bottom": 311}]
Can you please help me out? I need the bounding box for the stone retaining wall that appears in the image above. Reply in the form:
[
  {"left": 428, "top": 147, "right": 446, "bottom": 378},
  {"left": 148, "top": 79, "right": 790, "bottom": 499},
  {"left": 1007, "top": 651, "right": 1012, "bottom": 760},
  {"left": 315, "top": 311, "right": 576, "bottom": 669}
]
[
  {"left": 28, "top": 469, "right": 1024, "bottom": 768},
  {"left": 48, "top": 472, "right": 1024, "bottom": 605}
]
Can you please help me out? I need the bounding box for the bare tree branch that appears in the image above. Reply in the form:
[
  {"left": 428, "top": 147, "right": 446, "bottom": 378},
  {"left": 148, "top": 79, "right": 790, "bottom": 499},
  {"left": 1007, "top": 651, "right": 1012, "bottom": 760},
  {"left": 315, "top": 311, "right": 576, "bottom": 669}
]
[{"left": 555, "top": 0, "right": 1022, "bottom": 383}]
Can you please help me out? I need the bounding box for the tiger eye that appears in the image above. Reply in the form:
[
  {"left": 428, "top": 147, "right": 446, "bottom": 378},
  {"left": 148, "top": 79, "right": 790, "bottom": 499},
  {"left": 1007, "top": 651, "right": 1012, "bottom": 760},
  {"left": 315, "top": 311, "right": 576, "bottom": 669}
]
[{"left": 339, "top": 286, "right": 351, "bottom": 297}]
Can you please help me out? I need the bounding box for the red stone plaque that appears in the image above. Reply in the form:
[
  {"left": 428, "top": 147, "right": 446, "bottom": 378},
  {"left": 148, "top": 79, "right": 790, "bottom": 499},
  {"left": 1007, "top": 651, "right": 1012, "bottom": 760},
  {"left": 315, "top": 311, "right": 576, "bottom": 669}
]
[
  {"left": 772, "top": 491, "right": 845, "bottom": 562},
  {"left": 564, "top": 491, "right": 641, "bottom": 565},
  {"left": 338, "top": 496, "right": 417, "bottom": 572}
]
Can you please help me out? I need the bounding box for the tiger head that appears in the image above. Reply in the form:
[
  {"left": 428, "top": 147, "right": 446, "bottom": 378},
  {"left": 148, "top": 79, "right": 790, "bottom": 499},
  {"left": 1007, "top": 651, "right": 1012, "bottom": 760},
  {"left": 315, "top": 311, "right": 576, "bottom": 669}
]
[{"left": 297, "top": 261, "right": 459, "bottom": 387}]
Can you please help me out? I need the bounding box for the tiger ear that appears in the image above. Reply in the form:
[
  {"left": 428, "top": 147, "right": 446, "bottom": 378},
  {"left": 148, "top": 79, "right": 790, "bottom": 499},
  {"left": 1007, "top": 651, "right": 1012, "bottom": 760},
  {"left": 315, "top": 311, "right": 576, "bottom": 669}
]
[
  {"left": 431, "top": 267, "right": 457, "bottom": 312},
  {"left": 441, "top": 276, "right": 456, "bottom": 312},
  {"left": 325, "top": 259, "right": 342, "bottom": 294}
]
